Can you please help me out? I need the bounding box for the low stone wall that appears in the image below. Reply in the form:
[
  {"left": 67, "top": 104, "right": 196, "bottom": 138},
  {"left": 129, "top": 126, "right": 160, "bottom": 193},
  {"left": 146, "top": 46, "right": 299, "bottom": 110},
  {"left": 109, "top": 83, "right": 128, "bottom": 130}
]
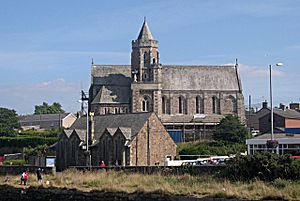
[
  {"left": 0, "top": 185, "right": 252, "bottom": 201},
  {"left": 0, "top": 165, "right": 54, "bottom": 175}
]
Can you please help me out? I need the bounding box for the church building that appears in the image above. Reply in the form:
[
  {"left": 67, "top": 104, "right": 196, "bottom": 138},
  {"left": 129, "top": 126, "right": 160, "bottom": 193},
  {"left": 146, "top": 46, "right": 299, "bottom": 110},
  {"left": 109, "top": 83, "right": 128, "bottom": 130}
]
[{"left": 89, "top": 19, "right": 245, "bottom": 141}]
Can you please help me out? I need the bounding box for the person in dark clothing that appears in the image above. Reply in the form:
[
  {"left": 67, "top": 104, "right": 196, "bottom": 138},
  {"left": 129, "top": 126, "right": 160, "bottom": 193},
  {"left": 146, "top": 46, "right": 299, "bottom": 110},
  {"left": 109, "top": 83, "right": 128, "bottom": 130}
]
[{"left": 36, "top": 168, "right": 42, "bottom": 183}]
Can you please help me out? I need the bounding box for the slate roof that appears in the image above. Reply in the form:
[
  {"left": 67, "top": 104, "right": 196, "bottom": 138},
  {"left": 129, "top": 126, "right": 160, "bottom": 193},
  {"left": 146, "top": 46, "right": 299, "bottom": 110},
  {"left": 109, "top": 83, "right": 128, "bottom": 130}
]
[
  {"left": 63, "top": 130, "right": 73, "bottom": 138},
  {"left": 74, "top": 129, "right": 86, "bottom": 141},
  {"left": 90, "top": 65, "right": 131, "bottom": 104},
  {"left": 91, "top": 65, "right": 131, "bottom": 85},
  {"left": 259, "top": 108, "right": 300, "bottom": 120},
  {"left": 18, "top": 113, "right": 70, "bottom": 122},
  {"left": 273, "top": 108, "right": 300, "bottom": 119},
  {"left": 161, "top": 65, "right": 241, "bottom": 91},
  {"left": 91, "top": 65, "right": 242, "bottom": 95},
  {"left": 137, "top": 19, "right": 154, "bottom": 40},
  {"left": 91, "top": 85, "right": 130, "bottom": 104},
  {"left": 70, "top": 112, "right": 152, "bottom": 140}
]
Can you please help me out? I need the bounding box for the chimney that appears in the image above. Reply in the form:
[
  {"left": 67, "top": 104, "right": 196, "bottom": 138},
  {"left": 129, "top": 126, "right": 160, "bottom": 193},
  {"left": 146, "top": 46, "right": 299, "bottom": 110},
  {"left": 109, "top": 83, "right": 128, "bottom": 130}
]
[
  {"left": 279, "top": 103, "right": 285, "bottom": 111},
  {"left": 89, "top": 112, "right": 95, "bottom": 143},
  {"left": 290, "top": 103, "right": 300, "bottom": 111},
  {"left": 262, "top": 101, "right": 268, "bottom": 109}
]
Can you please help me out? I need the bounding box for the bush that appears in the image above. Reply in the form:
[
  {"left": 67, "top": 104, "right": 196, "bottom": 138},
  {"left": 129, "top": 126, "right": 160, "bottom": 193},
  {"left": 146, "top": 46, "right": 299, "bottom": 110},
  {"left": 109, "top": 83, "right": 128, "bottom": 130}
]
[
  {"left": 3, "top": 159, "right": 26, "bottom": 165},
  {"left": 18, "top": 129, "right": 61, "bottom": 138},
  {"left": 222, "top": 152, "right": 300, "bottom": 181},
  {"left": 178, "top": 141, "right": 245, "bottom": 158}
]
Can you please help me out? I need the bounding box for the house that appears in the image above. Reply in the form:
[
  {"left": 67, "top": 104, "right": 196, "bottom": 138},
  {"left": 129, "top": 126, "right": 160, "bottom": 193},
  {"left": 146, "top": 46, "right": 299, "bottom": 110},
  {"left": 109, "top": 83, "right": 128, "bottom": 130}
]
[
  {"left": 259, "top": 108, "right": 300, "bottom": 134},
  {"left": 18, "top": 113, "right": 77, "bottom": 130},
  {"left": 56, "top": 112, "right": 177, "bottom": 170}
]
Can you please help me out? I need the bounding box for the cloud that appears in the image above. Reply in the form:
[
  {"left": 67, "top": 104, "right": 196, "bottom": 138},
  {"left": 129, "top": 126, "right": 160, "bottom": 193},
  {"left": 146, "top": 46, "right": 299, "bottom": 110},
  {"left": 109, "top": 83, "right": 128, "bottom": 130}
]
[
  {"left": 238, "top": 63, "right": 285, "bottom": 77},
  {"left": 0, "top": 79, "right": 80, "bottom": 114}
]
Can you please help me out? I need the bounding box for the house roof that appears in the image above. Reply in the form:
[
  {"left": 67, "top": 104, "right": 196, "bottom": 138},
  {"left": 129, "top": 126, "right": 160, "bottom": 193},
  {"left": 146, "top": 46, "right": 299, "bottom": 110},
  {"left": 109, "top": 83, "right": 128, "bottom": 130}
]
[
  {"left": 70, "top": 112, "right": 152, "bottom": 140},
  {"left": 259, "top": 108, "right": 300, "bottom": 120},
  {"left": 73, "top": 129, "right": 86, "bottom": 141},
  {"left": 18, "top": 113, "right": 71, "bottom": 122}
]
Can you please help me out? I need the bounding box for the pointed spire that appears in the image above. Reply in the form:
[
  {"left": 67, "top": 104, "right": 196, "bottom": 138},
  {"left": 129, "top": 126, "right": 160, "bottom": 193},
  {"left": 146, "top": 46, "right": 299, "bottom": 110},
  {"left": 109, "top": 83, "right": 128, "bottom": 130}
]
[{"left": 137, "top": 17, "right": 154, "bottom": 40}]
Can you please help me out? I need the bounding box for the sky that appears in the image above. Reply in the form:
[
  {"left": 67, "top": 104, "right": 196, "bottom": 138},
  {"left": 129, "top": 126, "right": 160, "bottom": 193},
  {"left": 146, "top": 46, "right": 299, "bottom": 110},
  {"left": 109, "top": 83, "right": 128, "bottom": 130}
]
[{"left": 0, "top": 0, "right": 299, "bottom": 114}]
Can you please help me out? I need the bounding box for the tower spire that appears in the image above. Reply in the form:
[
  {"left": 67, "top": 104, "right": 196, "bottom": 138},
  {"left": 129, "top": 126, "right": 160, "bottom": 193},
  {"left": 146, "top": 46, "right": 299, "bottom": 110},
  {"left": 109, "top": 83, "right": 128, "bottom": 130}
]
[{"left": 137, "top": 17, "right": 154, "bottom": 40}]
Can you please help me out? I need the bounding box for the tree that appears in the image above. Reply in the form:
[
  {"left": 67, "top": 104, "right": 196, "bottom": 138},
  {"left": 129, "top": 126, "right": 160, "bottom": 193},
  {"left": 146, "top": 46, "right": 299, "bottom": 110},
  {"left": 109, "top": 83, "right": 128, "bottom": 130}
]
[
  {"left": 213, "top": 115, "right": 249, "bottom": 143},
  {"left": 0, "top": 107, "right": 20, "bottom": 136},
  {"left": 34, "top": 102, "right": 65, "bottom": 114}
]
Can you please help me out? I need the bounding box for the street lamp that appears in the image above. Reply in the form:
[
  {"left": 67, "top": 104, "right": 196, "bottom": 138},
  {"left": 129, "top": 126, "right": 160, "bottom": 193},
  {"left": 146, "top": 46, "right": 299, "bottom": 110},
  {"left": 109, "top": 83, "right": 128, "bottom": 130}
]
[{"left": 268, "top": 63, "right": 283, "bottom": 150}]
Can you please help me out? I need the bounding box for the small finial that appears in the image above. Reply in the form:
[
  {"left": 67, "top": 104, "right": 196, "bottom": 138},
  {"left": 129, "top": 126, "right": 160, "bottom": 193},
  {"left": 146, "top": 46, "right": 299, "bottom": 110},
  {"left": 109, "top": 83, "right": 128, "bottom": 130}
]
[
  {"left": 144, "top": 16, "right": 146, "bottom": 22},
  {"left": 91, "top": 58, "right": 94, "bottom": 65},
  {"left": 235, "top": 58, "right": 238, "bottom": 65}
]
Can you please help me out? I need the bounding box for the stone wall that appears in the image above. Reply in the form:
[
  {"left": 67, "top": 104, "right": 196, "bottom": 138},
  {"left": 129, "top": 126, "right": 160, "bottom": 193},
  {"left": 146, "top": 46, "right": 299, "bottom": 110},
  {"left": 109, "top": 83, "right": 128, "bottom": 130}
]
[{"left": 129, "top": 114, "right": 176, "bottom": 166}]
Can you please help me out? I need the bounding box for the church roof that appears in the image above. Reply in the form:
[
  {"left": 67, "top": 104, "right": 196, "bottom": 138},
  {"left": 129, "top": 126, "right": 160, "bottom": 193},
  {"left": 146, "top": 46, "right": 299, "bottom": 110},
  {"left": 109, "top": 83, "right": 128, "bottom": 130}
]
[
  {"left": 91, "top": 65, "right": 131, "bottom": 104},
  {"left": 161, "top": 65, "right": 242, "bottom": 91},
  {"left": 137, "top": 19, "right": 154, "bottom": 40},
  {"left": 91, "top": 85, "right": 130, "bottom": 104},
  {"left": 70, "top": 112, "right": 152, "bottom": 140}
]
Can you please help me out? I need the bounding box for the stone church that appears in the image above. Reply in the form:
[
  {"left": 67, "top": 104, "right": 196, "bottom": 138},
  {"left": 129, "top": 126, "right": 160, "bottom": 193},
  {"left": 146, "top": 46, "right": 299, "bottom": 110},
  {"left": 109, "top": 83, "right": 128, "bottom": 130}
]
[{"left": 89, "top": 19, "right": 245, "bottom": 141}]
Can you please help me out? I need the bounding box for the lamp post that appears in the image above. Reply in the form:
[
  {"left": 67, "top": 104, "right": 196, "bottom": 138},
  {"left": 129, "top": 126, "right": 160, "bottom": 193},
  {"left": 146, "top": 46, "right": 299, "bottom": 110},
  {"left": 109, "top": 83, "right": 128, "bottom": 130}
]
[
  {"left": 268, "top": 63, "right": 283, "bottom": 151},
  {"left": 79, "top": 90, "right": 90, "bottom": 167}
]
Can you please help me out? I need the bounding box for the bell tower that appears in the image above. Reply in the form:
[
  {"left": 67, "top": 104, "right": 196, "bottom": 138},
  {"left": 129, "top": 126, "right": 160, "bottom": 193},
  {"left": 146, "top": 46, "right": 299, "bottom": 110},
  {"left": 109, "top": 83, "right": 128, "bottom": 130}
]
[
  {"left": 131, "top": 18, "right": 160, "bottom": 83},
  {"left": 131, "top": 18, "right": 162, "bottom": 114}
]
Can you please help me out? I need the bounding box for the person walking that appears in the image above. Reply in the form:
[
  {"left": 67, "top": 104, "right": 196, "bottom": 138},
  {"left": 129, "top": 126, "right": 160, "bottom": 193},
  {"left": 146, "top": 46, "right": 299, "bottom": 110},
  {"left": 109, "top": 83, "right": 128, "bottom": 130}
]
[
  {"left": 20, "top": 170, "right": 28, "bottom": 185},
  {"left": 36, "top": 168, "right": 42, "bottom": 183}
]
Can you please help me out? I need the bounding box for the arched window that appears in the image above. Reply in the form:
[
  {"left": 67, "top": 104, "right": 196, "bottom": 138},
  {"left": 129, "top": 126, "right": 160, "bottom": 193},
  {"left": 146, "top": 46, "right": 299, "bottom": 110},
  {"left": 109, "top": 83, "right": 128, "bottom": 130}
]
[
  {"left": 212, "top": 96, "right": 220, "bottom": 114},
  {"left": 162, "top": 96, "right": 166, "bottom": 114},
  {"left": 153, "top": 58, "right": 156, "bottom": 64},
  {"left": 196, "top": 96, "right": 200, "bottom": 114},
  {"left": 179, "top": 96, "right": 185, "bottom": 114},
  {"left": 144, "top": 52, "right": 147, "bottom": 64},
  {"left": 196, "top": 96, "right": 205, "bottom": 114},
  {"left": 142, "top": 96, "right": 151, "bottom": 112},
  {"left": 229, "top": 96, "right": 237, "bottom": 114}
]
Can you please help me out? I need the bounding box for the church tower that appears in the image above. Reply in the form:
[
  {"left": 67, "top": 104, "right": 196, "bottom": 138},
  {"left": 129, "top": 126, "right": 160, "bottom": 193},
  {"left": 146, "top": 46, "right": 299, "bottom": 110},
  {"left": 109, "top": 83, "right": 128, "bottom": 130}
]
[
  {"left": 131, "top": 18, "right": 162, "bottom": 113},
  {"left": 131, "top": 18, "right": 161, "bottom": 82}
]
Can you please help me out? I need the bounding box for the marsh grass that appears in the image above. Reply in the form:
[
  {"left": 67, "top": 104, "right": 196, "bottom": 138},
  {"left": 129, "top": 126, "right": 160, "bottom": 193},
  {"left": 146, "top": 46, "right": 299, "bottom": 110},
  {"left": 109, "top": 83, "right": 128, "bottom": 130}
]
[{"left": 2, "top": 169, "right": 300, "bottom": 200}]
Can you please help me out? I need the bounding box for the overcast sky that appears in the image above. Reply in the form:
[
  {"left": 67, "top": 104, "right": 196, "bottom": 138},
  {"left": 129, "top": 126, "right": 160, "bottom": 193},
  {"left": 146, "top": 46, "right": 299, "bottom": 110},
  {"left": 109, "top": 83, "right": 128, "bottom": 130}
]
[{"left": 0, "top": 0, "right": 299, "bottom": 114}]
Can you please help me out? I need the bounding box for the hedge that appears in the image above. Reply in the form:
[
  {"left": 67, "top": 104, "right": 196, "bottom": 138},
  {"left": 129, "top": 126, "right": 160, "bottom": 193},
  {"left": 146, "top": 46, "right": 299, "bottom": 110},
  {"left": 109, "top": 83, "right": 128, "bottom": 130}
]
[
  {"left": 0, "top": 136, "right": 58, "bottom": 148},
  {"left": 177, "top": 141, "right": 246, "bottom": 158}
]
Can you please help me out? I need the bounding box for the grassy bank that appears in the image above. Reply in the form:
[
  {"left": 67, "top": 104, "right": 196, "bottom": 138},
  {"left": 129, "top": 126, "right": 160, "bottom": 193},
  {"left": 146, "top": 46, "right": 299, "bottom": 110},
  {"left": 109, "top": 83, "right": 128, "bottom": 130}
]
[{"left": 2, "top": 169, "right": 300, "bottom": 200}]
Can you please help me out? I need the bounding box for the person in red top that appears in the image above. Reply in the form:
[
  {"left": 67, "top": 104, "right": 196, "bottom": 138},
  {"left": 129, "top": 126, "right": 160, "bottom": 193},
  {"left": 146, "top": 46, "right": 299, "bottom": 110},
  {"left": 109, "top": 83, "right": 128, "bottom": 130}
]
[
  {"left": 20, "top": 170, "right": 29, "bottom": 185},
  {"left": 100, "top": 161, "right": 105, "bottom": 167}
]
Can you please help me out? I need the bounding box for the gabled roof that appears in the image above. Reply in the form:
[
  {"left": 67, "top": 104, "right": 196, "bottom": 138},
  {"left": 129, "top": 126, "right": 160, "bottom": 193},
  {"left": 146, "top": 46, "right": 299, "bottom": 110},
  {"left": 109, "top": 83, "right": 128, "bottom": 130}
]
[
  {"left": 118, "top": 127, "right": 131, "bottom": 139},
  {"left": 161, "top": 65, "right": 241, "bottom": 91},
  {"left": 106, "top": 128, "right": 118, "bottom": 136},
  {"left": 71, "top": 112, "right": 152, "bottom": 140},
  {"left": 137, "top": 19, "right": 154, "bottom": 40},
  {"left": 91, "top": 85, "right": 130, "bottom": 104},
  {"left": 259, "top": 108, "right": 300, "bottom": 120},
  {"left": 73, "top": 129, "right": 86, "bottom": 141},
  {"left": 63, "top": 130, "right": 73, "bottom": 138}
]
